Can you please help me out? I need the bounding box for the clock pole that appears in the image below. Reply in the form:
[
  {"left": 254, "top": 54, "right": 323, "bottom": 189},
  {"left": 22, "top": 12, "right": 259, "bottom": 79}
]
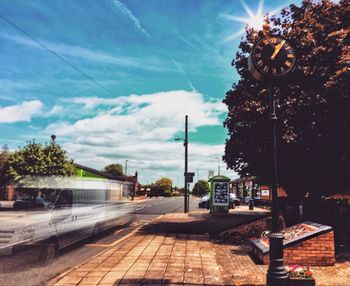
[
  {"left": 248, "top": 32, "right": 294, "bottom": 286},
  {"left": 266, "top": 85, "right": 288, "bottom": 286}
]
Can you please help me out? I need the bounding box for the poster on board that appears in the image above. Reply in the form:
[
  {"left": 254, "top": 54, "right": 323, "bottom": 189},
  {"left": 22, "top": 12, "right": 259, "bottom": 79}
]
[
  {"left": 213, "top": 182, "right": 229, "bottom": 206},
  {"left": 261, "top": 189, "right": 269, "bottom": 196}
]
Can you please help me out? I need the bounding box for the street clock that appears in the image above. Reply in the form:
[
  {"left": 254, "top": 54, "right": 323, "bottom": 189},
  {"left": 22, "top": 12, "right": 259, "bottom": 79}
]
[{"left": 248, "top": 35, "right": 296, "bottom": 81}]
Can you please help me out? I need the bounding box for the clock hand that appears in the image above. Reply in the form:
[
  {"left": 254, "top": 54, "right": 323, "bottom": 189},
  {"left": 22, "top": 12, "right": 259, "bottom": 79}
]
[{"left": 271, "top": 39, "right": 286, "bottom": 60}]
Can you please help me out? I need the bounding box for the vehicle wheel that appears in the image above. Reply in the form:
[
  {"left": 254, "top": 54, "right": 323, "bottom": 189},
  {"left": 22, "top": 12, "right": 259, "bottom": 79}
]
[
  {"left": 92, "top": 223, "right": 102, "bottom": 237},
  {"left": 40, "top": 239, "right": 58, "bottom": 262}
]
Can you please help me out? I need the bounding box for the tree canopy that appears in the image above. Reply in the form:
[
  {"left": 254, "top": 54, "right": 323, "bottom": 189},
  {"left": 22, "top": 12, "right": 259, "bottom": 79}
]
[
  {"left": 155, "top": 177, "right": 172, "bottom": 191},
  {"left": 192, "top": 180, "right": 210, "bottom": 197},
  {"left": 3, "top": 140, "right": 75, "bottom": 182},
  {"left": 0, "top": 145, "right": 10, "bottom": 185},
  {"left": 223, "top": 0, "right": 350, "bottom": 200},
  {"left": 153, "top": 177, "right": 173, "bottom": 196},
  {"left": 103, "top": 163, "right": 124, "bottom": 176}
]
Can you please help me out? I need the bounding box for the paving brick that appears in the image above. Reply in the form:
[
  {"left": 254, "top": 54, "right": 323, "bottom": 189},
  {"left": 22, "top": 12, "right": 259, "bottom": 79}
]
[
  {"left": 50, "top": 211, "right": 350, "bottom": 286},
  {"left": 55, "top": 275, "right": 83, "bottom": 286}
]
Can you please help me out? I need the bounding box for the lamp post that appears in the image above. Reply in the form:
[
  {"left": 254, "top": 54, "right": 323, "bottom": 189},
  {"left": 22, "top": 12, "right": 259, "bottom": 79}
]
[
  {"left": 175, "top": 115, "right": 189, "bottom": 213},
  {"left": 215, "top": 157, "right": 221, "bottom": 176},
  {"left": 248, "top": 31, "right": 296, "bottom": 286},
  {"left": 125, "top": 160, "right": 128, "bottom": 176}
]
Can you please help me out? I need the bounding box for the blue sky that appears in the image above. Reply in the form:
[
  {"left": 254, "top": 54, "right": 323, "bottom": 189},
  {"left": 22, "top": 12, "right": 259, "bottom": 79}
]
[{"left": 0, "top": 0, "right": 296, "bottom": 185}]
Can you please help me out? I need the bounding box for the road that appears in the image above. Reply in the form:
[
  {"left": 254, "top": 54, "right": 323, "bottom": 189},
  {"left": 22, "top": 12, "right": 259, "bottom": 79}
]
[{"left": 0, "top": 196, "right": 199, "bottom": 286}]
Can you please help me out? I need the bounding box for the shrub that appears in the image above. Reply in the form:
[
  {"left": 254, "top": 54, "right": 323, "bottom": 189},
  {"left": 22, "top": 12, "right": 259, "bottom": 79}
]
[{"left": 163, "top": 189, "right": 172, "bottom": 197}]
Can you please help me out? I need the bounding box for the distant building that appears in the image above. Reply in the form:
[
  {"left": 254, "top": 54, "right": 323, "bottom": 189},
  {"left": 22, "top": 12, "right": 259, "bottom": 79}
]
[{"left": 74, "top": 163, "right": 139, "bottom": 198}]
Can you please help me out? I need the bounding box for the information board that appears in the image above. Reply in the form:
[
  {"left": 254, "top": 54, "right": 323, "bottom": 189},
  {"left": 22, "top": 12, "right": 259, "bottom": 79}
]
[{"left": 213, "top": 182, "right": 229, "bottom": 206}]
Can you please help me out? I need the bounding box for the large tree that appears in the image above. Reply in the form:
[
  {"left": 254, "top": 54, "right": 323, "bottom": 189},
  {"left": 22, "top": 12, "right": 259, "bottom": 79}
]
[
  {"left": 192, "top": 180, "right": 210, "bottom": 197},
  {"left": 4, "top": 140, "right": 75, "bottom": 182},
  {"left": 0, "top": 145, "right": 10, "bottom": 185},
  {"left": 103, "top": 163, "right": 124, "bottom": 176},
  {"left": 153, "top": 177, "right": 173, "bottom": 196},
  {"left": 223, "top": 0, "right": 349, "bottom": 200}
]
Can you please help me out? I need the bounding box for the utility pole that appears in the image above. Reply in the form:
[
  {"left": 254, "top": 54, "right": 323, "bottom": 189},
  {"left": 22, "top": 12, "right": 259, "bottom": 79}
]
[
  {"left": 184, "top": 115, "right": 189, "bottom": 213},
  {"left": 175, "top": 115, "right": 189, "bottom": 213}
]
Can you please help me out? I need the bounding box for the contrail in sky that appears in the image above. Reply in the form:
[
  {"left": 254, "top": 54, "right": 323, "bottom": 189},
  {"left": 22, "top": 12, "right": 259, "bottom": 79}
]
[{"left": 112, "top": 0, "right": 196, "bottom": 92}]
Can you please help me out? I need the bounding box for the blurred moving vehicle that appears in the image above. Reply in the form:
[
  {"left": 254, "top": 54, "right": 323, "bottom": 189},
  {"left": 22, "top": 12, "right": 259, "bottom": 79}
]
[
  {"left": 0, "top": 177, "right": 134, "bottom": 258},
  {"left": 198, "top": 193, "right": 241, "bottom": 209}
]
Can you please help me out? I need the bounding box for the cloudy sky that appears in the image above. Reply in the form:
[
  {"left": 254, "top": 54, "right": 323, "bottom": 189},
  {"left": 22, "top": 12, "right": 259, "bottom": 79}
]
[{"left": 0, "top": 0, "right": 296, "bottom": 185}]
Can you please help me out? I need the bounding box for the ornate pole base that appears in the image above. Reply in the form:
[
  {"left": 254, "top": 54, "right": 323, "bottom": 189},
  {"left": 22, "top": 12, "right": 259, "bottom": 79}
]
[{"left": 266, "top": 232, "right": 288, "bottom": 286}]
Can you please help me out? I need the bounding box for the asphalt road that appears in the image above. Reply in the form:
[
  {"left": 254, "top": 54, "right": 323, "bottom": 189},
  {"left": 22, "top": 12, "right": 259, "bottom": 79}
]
[{"left": 0, "top": 196, "right": 199, "bottom": 286}]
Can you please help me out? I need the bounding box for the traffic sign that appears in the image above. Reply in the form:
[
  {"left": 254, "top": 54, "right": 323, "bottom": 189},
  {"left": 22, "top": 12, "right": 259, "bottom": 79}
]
[{"left": 185, "top": 172, "right": 195, "bottom": 183}]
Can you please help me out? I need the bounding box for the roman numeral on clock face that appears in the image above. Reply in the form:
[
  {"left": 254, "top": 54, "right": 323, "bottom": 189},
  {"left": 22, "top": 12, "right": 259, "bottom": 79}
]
[
  {"left": 285, "top": 61, "right": 292, "bottom": 67},
  {"left": 263, "top": 65, "right": 269, "bottom": 73}
]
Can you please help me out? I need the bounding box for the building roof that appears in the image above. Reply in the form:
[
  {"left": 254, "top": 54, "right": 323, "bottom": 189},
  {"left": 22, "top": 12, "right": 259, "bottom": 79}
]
[{"left": 74, "top": 163, "right": 136, "bottom": 182}]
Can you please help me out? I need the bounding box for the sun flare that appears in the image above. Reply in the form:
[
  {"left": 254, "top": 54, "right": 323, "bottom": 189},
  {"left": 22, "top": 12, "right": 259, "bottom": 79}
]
[{"left": 222, "top": 0, "right": 277, "bottom": 41}]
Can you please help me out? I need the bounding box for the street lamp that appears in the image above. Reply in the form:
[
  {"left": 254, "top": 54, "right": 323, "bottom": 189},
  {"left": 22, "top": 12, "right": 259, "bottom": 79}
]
[
  {"left": 175, "top": 115, "right": 189, "bottom": 213},
  {"left": 248, "top": 30, "right": 296, "bottom": 286},
  {"left": 125, "top": 160, "right": 128, "bottom": 176},
  {"left": 215, "top": 157, "right": 221, "bottom": 176}
]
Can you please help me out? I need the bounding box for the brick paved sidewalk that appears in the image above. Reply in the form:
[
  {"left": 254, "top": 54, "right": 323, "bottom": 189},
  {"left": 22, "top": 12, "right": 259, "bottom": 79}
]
[{"left": 50, "top": 212, "right": 350, "bottom": 286}]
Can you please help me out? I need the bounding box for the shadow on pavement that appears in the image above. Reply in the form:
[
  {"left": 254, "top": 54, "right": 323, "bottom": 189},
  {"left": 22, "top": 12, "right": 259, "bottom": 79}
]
[
  {"left": 139, "top": 212, "right": 269, "bottom": 236},
  {"left": 118, "top": 279, "right": 220, "bottom": 285}
]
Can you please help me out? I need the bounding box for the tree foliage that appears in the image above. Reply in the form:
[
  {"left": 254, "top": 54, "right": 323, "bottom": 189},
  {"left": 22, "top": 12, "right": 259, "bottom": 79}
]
[
  {"left": 103, "top": 163, "right": 123, "bottom": 176},
  {"left": 192, "top": 180, "right": 210, "bottom": 197},
  {"left": 153, "top": 177, "right": 173, "bottom": 196},
  {"left": 0, "top": 145, "right": 10, "bottom": 185},
  {"left": 4, "top": 140, "right": 75, "bottom": 182},
  {"left": 224, "top": 0, "right": 350, "bottom": 199},
  {"left": 155, "top": 177, "right": 172, "bottom": 191}
]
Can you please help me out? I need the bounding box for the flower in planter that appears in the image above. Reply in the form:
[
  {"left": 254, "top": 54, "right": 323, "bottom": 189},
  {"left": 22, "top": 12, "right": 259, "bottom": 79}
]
[
  {"left": 285, "top": 265, "right": 313, "bottom": 279},
  {"left": 261, "top": 230, "right": 270, "bottom": 238}
]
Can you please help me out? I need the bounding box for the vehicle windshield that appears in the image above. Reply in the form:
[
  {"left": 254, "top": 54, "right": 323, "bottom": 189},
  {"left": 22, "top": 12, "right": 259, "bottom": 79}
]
[{"left": 13, "top": 188, "right": 60, "bottom": 211}]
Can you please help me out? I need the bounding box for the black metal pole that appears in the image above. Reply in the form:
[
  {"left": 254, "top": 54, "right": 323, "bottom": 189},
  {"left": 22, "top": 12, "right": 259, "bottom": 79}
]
[
  {"left": 184, "top": 115, "right": 188, "bottom": 213},
  {"left": 266, "top": 86, "right": 288, "bottom": 286}
]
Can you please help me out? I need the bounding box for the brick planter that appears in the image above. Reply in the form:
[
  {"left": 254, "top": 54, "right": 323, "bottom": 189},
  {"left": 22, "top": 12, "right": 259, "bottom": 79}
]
[
  {"left": 251, "top": 221, "right": 335, "bottom": 266},
  {"left": 288, "top": 278, "right": 315, "bottom": 286}
]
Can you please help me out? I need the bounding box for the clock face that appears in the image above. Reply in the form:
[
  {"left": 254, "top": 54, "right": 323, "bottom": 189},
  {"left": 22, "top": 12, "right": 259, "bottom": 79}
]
[{"left": 250, "top": 35, "right": 296, "bottom": 79}]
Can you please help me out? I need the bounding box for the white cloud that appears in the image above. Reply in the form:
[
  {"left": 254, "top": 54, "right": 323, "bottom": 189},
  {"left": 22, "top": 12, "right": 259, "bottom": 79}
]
[
  {"left": 50, "top": 90, "right": 225, "bottom": 139},
  {"left": 0, "top": 100, "right": 43, "bottom": 123},
  {"left": 44, "top": 105, "right": 63, "bottom": 117},
  {"left": 47, "top": 90, "right": 236, "bottom": 183}
]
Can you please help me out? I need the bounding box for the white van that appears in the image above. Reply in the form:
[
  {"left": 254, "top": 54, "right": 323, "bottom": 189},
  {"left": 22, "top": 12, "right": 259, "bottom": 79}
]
[{"left": 0, "top": 177, "right": 133, "bottom": 258}]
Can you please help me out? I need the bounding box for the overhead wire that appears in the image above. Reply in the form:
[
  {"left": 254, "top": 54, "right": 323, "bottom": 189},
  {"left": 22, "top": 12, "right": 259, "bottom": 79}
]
[{"left": 0, "top": 13, "right": 115, "bottom": 97}]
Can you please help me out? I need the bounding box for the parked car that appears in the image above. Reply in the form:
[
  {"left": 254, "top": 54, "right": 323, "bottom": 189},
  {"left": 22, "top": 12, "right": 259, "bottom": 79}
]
[
  {"left": 230, "top": 193, "right": 241, "bottom": 207},
  {"left": 198, "top": 193, "right": 241, "bottom": 209},
  {"left": 198, "top": 194, "right": 210, "bottom": 208}
]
